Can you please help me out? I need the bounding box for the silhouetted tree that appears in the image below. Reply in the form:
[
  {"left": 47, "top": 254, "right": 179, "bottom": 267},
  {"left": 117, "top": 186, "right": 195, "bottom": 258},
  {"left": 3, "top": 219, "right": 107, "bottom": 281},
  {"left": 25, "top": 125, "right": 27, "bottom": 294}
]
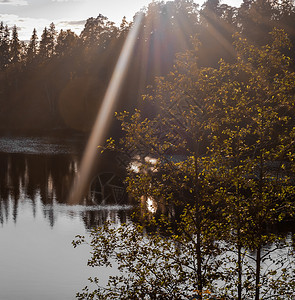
[
  {"left": 10, "top": 25, "right": 22, "bottom": 64},
  {"left": 0, "top": 23, "right": 10, "bottom": 70},
  {"left": 1, "top": 0, "right": 295, "bottom": 133},
  {"left": 26, "top": 28, "right": 38, "bottom": 64},
  {"left": 39, "top": 27, "right": 50, "bottom": 60},
  {"left": 48, "top": 22, "right": 57, "bottom": 57},
  {"left": 55, "top": 29, "right": 79, "bottom": 57}
]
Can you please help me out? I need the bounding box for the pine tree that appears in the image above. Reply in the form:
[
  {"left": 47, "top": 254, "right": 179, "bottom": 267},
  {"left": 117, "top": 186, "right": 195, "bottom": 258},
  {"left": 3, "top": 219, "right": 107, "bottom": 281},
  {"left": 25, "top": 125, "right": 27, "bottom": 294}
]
[
  {"left": 26, "top": 28, "right": 38, "bottom": 64},
  {"left": 39, "top": 27, "right": 50, "bottom": 60},
  {"left": 0, "top": 24, "right": 10, "bottom": 69},
  {"left": 48, "top": 22, "right": 57, "bottom": 57},
  {"left": 10, "top": 25, "right": 21, "bottom": 64}
]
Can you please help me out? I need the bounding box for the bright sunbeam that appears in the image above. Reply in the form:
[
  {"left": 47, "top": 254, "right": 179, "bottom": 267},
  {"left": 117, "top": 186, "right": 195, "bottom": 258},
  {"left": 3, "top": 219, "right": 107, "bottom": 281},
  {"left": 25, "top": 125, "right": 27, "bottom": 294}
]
[{"left": 68, "top": 13, "right": 143, "bottom": 205}]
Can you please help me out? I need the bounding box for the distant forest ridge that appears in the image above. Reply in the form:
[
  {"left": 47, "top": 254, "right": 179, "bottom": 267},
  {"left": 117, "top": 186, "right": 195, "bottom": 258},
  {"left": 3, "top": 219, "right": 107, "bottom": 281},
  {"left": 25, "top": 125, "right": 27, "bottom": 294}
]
[{"left": 0, "top": 0, "right": 294, "bottom": 134}]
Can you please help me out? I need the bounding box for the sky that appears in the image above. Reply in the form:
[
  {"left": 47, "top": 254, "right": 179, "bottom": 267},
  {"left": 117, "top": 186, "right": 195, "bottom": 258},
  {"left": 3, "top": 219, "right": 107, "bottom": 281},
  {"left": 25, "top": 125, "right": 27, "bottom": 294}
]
[{"left": 0, "top": 0, "right": 243, "bottom": 40}]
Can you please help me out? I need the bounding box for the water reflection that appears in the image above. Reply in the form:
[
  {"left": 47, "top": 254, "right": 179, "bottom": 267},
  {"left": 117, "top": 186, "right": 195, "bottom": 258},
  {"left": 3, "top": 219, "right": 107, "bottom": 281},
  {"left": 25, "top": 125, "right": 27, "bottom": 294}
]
[
  {"left": 0, "top": 145, "right": 130, "bottom": 229},
  {"left": 0, "top": 137, "right": 131, "bottom": 299}
]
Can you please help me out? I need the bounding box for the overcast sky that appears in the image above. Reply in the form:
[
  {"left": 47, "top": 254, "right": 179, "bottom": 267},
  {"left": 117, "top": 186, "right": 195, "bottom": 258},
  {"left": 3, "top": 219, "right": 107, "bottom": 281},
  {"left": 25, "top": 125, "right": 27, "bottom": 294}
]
[{"left": 0, "top": 0, "right": 243, "bottom": 40}]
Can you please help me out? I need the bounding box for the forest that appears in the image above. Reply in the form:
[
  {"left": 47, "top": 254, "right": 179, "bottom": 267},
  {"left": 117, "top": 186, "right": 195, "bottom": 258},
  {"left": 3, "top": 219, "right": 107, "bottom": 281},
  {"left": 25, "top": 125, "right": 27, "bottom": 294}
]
[
  {"left": 0, "top": 0, "right": 295, "bottom": 134},
  {"left": 1, "top": 0, "right": 295, "bottom": 299}
]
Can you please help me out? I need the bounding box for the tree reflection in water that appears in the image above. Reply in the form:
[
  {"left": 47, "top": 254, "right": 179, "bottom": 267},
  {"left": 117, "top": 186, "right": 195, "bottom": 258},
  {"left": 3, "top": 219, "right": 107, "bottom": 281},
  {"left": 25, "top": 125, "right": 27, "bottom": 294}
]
[{"left": 0, "top": 152, "right": 131, "bottom": 230}]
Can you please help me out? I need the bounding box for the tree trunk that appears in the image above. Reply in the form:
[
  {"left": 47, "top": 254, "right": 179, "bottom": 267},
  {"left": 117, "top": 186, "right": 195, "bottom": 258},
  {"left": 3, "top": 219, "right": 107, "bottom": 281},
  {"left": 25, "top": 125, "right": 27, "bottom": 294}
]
[
  {"left": 237, "top": 229, "right": 242, "bottom": 300},
  {"left": 196, "top": 230, "right": 203, "bottom": 299},
  {"left": 194, "top": 142, "right": 203, "bottom": 299},
  {"left": 255, "top": 245, "right": 261, "bottom": 300}
]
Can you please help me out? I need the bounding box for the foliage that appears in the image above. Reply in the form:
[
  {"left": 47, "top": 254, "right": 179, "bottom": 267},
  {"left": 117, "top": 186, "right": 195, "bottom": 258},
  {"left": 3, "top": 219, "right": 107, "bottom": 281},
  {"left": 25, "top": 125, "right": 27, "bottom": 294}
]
[
  {"left": 1, "top": 0, "right": 295, "bottom": 132},
  {"left": 1, "top": 2, "right": 295, "bottom": 295},
  {"left": 74, "top": 27, "right": 295, "bottom": 299},
  {"left": 73, "top": 221, "right": 227, "bottom": 300}
]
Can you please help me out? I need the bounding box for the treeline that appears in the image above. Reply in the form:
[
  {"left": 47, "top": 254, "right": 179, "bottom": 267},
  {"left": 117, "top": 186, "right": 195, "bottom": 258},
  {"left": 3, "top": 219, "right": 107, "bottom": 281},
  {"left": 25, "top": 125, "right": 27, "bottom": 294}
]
[{"left": 0, "top": 0, "right": 295, "bottom": 133}]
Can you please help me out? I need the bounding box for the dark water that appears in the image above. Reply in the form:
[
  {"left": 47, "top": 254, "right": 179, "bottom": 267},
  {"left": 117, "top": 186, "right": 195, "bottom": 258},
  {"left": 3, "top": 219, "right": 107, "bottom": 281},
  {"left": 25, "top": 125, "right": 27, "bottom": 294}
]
[{"left": 0, "top": 136, "right": 131, "bottom": 300}]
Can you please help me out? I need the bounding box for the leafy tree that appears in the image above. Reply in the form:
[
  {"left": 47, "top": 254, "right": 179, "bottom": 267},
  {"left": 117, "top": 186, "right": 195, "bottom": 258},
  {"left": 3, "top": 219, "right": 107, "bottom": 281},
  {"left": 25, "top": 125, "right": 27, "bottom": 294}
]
[
  {"left": 73, "top": 221, "right": 224, "bottom": 300},
  {"left": 55, "top": 29, "right": 79, "bottom": 57},
  {"left": 74, "top": 29, "right": 295, "bottom": 299},
  {"left": 198, "top": 0, "right": 238, "bottom": 67},
  {"left": 237, "top": 0, "right": 295, "bottom": 56},
  {"left": 74, "top": 37, "right": 229, "bottom": 299},
  {"left": 208, "top": 29, "right": 295, "bottom": 299},
  {"left": 119, "top": 16, "right": 130, "bottom": 37},
  {"left": 80, "top": 14, "right": 118, "bottom": 50}
]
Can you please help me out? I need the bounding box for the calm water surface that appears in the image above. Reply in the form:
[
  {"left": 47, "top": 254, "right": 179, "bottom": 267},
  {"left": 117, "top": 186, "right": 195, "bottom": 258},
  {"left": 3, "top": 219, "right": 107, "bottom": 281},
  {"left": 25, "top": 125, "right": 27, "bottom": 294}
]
[{"left": 0, "top": 135, "right": 130, "bottom": 300}]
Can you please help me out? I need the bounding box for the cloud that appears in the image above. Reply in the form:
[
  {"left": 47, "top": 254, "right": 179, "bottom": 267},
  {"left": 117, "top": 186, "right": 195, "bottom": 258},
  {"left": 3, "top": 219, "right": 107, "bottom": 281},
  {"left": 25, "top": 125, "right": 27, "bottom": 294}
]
[
  {"left": 0, "top": 0, "right": 28, "bottom": 5},
  {"left": 0, "top": 14, "right": 48, "bottom": 41},
  {"left": 58, "top": 20, "right": 86, "bottom": 26},
  {"left": 55, "top": 19, "right": 86, "bottom": 35},
  {"left": 0, "top": 14, "right": 85, "bottom": 41}
]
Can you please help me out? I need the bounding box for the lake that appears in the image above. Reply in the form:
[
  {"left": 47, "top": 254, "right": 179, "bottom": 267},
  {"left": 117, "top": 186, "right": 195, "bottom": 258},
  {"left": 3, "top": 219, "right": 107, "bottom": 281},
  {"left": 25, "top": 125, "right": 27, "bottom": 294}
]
[
  {"left": 0, "top": 135, "right": 131, "bottom": 300},
  {"left": 1, "top": 135, "right": 294, "bottom": 299}
]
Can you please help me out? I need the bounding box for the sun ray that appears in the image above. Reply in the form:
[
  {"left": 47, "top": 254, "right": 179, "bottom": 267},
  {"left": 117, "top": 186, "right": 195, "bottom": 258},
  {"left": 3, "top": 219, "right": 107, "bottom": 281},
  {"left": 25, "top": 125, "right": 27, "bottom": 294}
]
[{"left": 68, "top": 13, "right": 143, "bottom": 205}]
